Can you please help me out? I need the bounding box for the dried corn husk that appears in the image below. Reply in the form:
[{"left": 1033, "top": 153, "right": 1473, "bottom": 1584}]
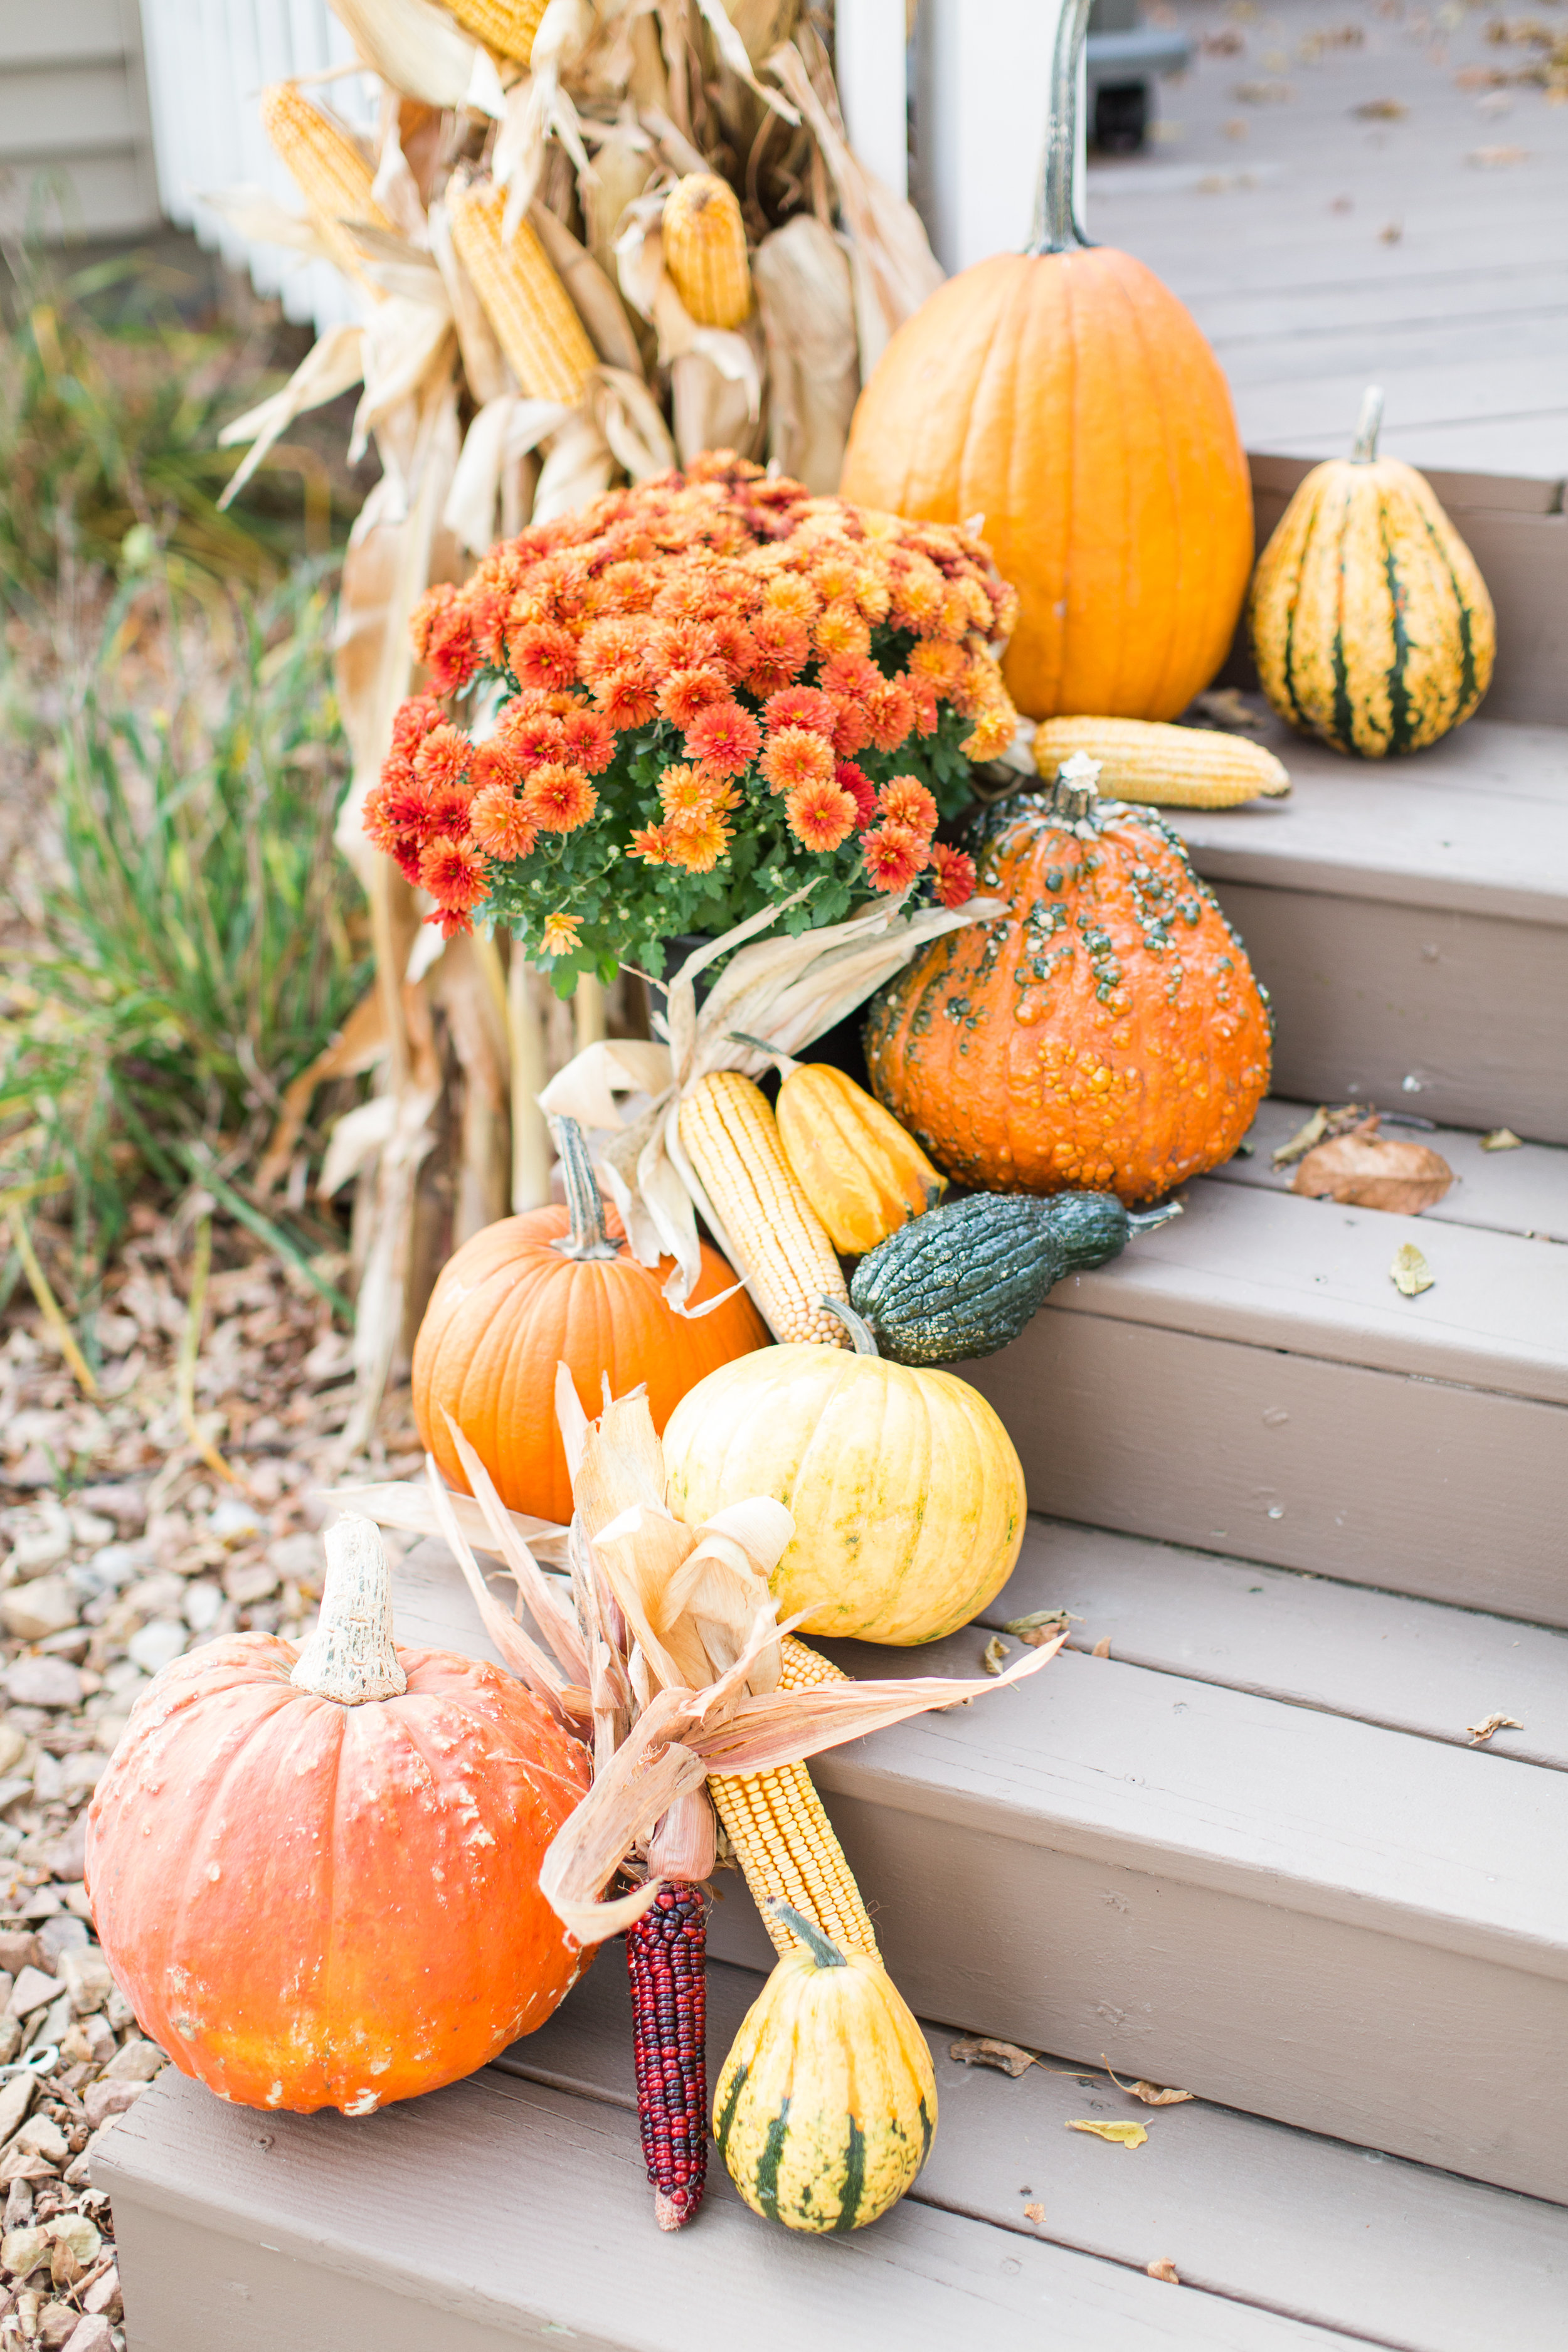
[
  {"left": 332, "top": 0, "right": 506, "bottom": 115},
  {"left": 753, "top": 213, "right": 859, "bottom": 492},
  {"left": 1293, "top": 1118, "right": 1454, "bottom": 1215},
  {"left": 529, "top": 201, "right": 646, "bottom": 375},
  {"left": 580, "top": 112, "right": 656, "bottom": 282}
]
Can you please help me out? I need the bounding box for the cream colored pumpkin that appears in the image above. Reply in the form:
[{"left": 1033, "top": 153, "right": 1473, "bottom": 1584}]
[{"left": 660, "top": 1326, "right": 1024, "bottom": 1646}]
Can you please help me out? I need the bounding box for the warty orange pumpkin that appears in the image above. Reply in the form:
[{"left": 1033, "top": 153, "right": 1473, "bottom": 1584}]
[
  {"left": 414, "top": 1117, "right": 768, "bottom": 1523},
  {"left": 839, "top": 0, "right": 1252, "bottom": 724},
  {"left": 865, "top": 756, "right": 1271, "bottom": 1203},
  {"left": 85, "top": 1515, "right": 591, "bottom": 2114}
]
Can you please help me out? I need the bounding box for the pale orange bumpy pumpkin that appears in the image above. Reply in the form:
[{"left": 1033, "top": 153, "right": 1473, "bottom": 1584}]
[{"left": 85, "top": 1516, "right": 590, "bottom": 2115}]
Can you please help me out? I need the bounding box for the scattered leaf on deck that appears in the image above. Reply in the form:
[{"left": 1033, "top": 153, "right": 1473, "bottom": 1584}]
[
  {"left": 1091, "top": 1636, "right": 1112, "bottom": 1658},
  {"left": 1190, "top": 687, "right": 1267, "bottom": 732},
  {"left": 1354, "top": 95, "right": 1408, "bottom": 115},
  {"left": 1480, "top": 1128, "right": 1523, "bottom": 1152},
  {"left": 1293, "top": 1120, "right": 1453, "bottom": 1214},
  {"left": 1467, "top": 1712, "right": 1523, "bottom": 1745},
  {"left": 981, "top": 1634, "right": 1010, "bottom": 1675},
  {"left": 1023, "top": 2203, "right": 1046, "bottom": 2225},
  {"left": 1002, "top": 1608, "right": 1078, "bottom": 1647},
  {"left": 1391, "top": 1242, "right": 1434, "bottom": 1296},
  {"left": 949, "top": 2035, "right": 1037, "bottom": 2079},
  {"left": 1067, "top": 2119, "right": 1148, "bottom": 2148},
  {"left": 1468, "top": 143, "right": 1530, "bottom": 165},
  {"left": 1148, "top": 2257, "right": 1181, "bottom": 2284},
  {"left": 1104, "top": 2058, "right": 1195, "bottom": 2106},
  {"left": 1273, "top": 1103, "right": 1378, "bottom": 1165}
]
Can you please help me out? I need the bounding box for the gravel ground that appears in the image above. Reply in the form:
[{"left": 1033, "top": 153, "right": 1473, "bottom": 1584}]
[{"left": 0, "top": 1215, "right": 419, "bottom": 2348}]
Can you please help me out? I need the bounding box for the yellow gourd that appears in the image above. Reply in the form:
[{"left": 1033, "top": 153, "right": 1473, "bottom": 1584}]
[{"left": 740, "top": 1041, "right": 945, "bottom": 1256}]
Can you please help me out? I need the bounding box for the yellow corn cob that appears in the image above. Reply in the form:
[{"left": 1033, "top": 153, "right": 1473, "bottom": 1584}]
[
  {"left": 677, "top": 1073, "right": 850, "bottom": 1347},
  {"left": 447, "top": 182, "right": 598, "bottom": 406},
  {"left": 709, "top": 1638, "right": 879, "bottom": 1959},
  {"left": 1033, "top": 716, "right": 1291, "bottom": 807},
  {"left": 260, "top": 84, "right": 391, "bottom": 300},
  {"left": 662, "top": 174, "right": 753, "bottom": 329},
  {"left": 445, "top": 0, "right": 548, "bottom": 61}
]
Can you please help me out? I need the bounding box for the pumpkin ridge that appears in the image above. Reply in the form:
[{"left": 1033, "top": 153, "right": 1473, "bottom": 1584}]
[
  {"left": 1412, "top": 494, "right": 1480, "bottom": 723},
  {"left": 833, "top": 2114, "right": 867, "bottom": 2233},
  {"left": 755, "top": 2094, "right": 792, "bottom": 2223}
]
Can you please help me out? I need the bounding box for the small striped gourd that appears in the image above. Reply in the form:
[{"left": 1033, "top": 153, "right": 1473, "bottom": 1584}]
[
  {"left": 755, "top": 1046, "right": 945, "bottom": 1257},
  {"left": 1033, "top": 716, "right": 1290, "bottom": 807},
  {"left": 850, "top": 1190, "right": 1179, "bottom": 1366},
  {"left": 1248, "top": 386, "right": 1496, "bottom": 758},
  {"left": 713, "top": 1904, "right": 936, "bottom": 2233}
]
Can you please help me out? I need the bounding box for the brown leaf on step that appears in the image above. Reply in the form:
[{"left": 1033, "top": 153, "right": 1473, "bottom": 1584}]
[
  {"left": 1023, "top": 2202, "right": 1046, "bottom": 2225},
  {"left": 1379, "top": 220, "right": 1404, "bottom": 243},
  {"left": 949, "top": 2035, "right": 1037, "bottom": 2079},
  {"left": 1190, "top": 687, "right": 1266, "bottom": 733},
  {"left": 1067, "top": 2118, "right": 1148, "bottom": 2148},
  {"left": 1354, "top": 95, "right": 1408, "bottom": 115},
  {"left": 1391, "top": 1241, "right": 1434, "bottom": 1296},
  {"left": 1104, "top": 2057, "right": 1195, "bottom": 2105},
  {"left": 1480, "top": 1128, "right": 1523, "bottom": 1152},
  {"left": 1091, "top": 1636, "right": 1112, "bottom": 1659},
  {"left": 1293, "top": 1118, "right": 1453, "bottom": 1214},
  {"left": 1003, "top": 1608, "right": 1079, "bottom": 1647},
  {"left": 1468, "top": 143, "right": 1530, "bottom": 165},
  {"left": 1271, "top": 1102, "right": 1371, "bottom": 1166},
  {"left": 1467, "top": 1712, "right": 1523, "bottom": 1745},
  {"left": 1148, "top": 2257, "right": 1181, "bottom": 2283},
  {"left": 982, "top": 1634, "right": 1010, "bottom": 1675}
]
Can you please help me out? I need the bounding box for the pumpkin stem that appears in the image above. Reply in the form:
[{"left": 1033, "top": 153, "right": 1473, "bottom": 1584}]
[
  {"left": 1049, "top": 750, "right": 1102, "bottom": 825},
  {"left": 728, "top": 1030, "right": 802, "bottom": 1079},
  {"left": 1025, "top": 0, "right": 1093, "bottom": 256},
  {"left": 1129, "top": 1200, "right": 1183, "bottom": 1234},
  {"left": 1353, "top": 384, "right": 1384, "bottom": 464},
  {"left": 818, "top": 1295, "right": 879, "bottom": 1356},
  {"left": 550, "top": 1116, "right": 622, "bottom": 1263},
  {"left": 768, "top": 1900, "right": 848, "bottom": 1969},
  {"left": 290, "top": 1515, "right": 408, "bottom": 1705}
]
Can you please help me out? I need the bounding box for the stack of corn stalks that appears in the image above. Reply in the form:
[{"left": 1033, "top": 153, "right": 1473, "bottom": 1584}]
[{"left": 221, "top": 0, "right": 943, "bottom": 1451}]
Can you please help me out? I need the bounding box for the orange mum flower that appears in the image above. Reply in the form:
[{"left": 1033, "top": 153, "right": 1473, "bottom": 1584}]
[
  {"left": 470, "top": 738, "right": 524, "bottom": 795},
  {"left": 908, "top": 638, "right": 968, "bottom": 691},
  {"left": 759, "top": 725, "right": 835, "bottom": 797},
  {"left": 818, "top": 652, "right": 881, "bottom": 704},
  {"left": 508, "top": 620, "right": 580, "bottom": 692},
  {"left": 743, "top": 613, "right": 810, "bottom": 695},
  {"left": 763, "top": 687, "right": 836, "bottom": 739},
  {"left": 827, "top": 695, "right": 874, "bottom": 758},
  {"left": 905, "top": 676, "right": 941, "bottom": 737},
  {"left": 424, "top": 780, "right": 477, "bottom": 841},
  {"left": 628, "top": 822, "right": 675, "bottom": 865},
  {"left": 684, "top": 700, "right": 761, "bottom": 778},
  {"left": 860, "top": 822, "right": 930, "bottom": 894},
  {"left": 814, "top": 600, "right": 872, "bottom": 662},
  {"left": 502, "top": 712, "right": 567, "bottom": 773},
  {"left": 808, "top": 551, "right": 860, "bottom": 603},
  {"left": 931, "top": 843, "right": 978, "bottom": 909},
  {"left": 559, "top": 706, "right": 617, "bottom": 775},
  {"left": 526, "top": 763, "right": 598, "bottom": 833},
  {"left": 761, "top": 573, "right": 820, "bottom": 625},
  {"left": 595, "top": 667, "right": 660, "bottom": 730},
  {"left": 962, "top": 701, "right": 1019, "bottom": 761},
  {"left": 541, "top": 911, "right": 583, "bottom": 957},
  {"left": 835, "top": 762, "right": 877, "bottom": 829},
  {"left": 878, "top": 776, "right": 939, "bottom": 839},
  {"left": 785, "top": 780, "right": 857, "bottom": 854},
  {"left": 647, "top": 619, "right": 720, "bottom": 673},
  {"left": 665, "top": 808, "right": 732, "bottom": 874},
  {"left": 659, "top": 762, "right": 724, "bottom": 824},
  {"left": 418, "top": 835, "right": 491, "bottom": 909},
  {"left": 578, "top": 616, "right": 642, "bottom": 682},
  {"left": 390, "top": 694, "right": 447, "bottom": 753},
  {"left": 863, "top": 675, "right": 917, "bottom": 755},
  {"left": 412, "top": 724, "right": 473, "bottom": 792},
  {"left": 889, "top": 560, "right": 945, "bottom": 635},
  {"left": 707, "top": 617, "right": 757, "bottom": 681},
  {"left": 657, "top": 665, "right": 729, "bottom": 729},
  {"left": 595, "top": 559, "right": 658, "bottom": 612},
  {"left": 469, "top": 785, "right": 538, "bottom": 862}
]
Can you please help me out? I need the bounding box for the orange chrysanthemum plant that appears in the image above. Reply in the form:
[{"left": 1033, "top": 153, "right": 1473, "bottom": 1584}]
[{"left": 361, "top": 451, "right": 1020, "bottom": 994}]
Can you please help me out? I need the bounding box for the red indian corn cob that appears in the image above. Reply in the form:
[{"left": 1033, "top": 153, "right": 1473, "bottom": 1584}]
[{"left": 626, "top": 1882, "right": 708, "bottom": 2229}]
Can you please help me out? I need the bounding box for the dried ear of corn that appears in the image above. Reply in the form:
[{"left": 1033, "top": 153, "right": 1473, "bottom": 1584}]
[
  {"left": 677, "top": 1073, "right": 850, "bottom": 1347},
  {"left": 708, "top": 1637, "right": 879, "bottom": 1959},
  {"left": 662, "top": 173, "right": 753, "bottom": 328},
  {"left": 447, "top": 181, "right": 598, "bottom": 405},
  {"left": 1033, "top": 716, "right": 1292, "bottom": 807},
  {"left": 754, "top": 214, "right": 859, "bottom": 495},
  {"left": 260, "top": 84, "right": 392, "bottom": 299},
  {"left": 446, "top": 0, "right": 549, "bottom": 63}
]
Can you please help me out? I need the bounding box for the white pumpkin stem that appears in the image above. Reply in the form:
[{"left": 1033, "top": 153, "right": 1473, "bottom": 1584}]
[
  {"left": 819, "top": 1295, "right": 879, "bottom": 1356},
  {"left": 728, "top": 1030, "right": 801, "bottom": 1079},
  {"left": 1027, "top": 0, "right": 1093, "bottom": 256},
  {"left": 290, "top": 1515, "right": 408, "bottom": 1705},
  {"left": 1353, "top": 384, "right": 1385, "bottom": 464}
]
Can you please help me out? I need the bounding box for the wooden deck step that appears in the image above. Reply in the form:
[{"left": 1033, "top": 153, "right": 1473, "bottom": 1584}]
[
  {"left": 959, "top": 1140, "right": 1568, "bottom": 1621},
  {"left": 1165, "top": 715, "right": 1568, "bottom": 1142},
  {"left": 96, "top": 1949, "right": 1568, "bottom": 2352},
  {"left": 390, "top": 1541, "right": 1568, "bottom": 2204}
]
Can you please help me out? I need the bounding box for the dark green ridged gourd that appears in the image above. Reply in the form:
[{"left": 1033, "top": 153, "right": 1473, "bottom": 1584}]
[{"left": 849, "top": 1191, "right": 1179, "bottom": 1366}]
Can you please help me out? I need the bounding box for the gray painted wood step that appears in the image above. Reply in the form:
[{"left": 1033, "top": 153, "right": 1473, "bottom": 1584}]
[
  {"left": 1165, "top": 718, "right": 1568, "bottom": 1141},
  {"left": 96, "top": 2037, "right": 1370, "bottom": 2352},
  {"left": 960, "top": 1173, "right": 1568, "bottom": 1622},
  {"left": 390, "top": 1547, "right": 1568, "bottom": 2203}
]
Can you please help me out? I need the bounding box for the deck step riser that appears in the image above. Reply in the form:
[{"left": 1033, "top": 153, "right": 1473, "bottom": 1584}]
[
  {"left": 960, "top": 1312, "right": 1568, "bottom": 1626},
  {"left": 1202, "top": 884, "right": 1568, "bottom": 1147}
]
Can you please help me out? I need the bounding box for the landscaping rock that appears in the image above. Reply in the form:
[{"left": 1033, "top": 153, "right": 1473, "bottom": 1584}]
[
  {"left": 57, "top": 1952, "right": 113, "bottom": 2018},
  {"left": 4, "top": 1658, "right": 83, "bottom": 1712},
  {"left": 0, "top": 1582, "right": 77, "bottom": 1645},
  {"left": 6, "top": 1970, "right": 59, "bottom": 2021},
  {"left": 15, "top": 2116, "right": 68, "bottom": 2166},
  {"left": 63, "top": 2312, "right": 115, "bottom": 2352},
  {"left": 100, "top": 2039, "right": 164, "bottom": 2084},
  {"left": 222, "top": 1559, "right": 280, "bottom": 1606},
  {"left": 83, "top": 2080, "right": 145, "bottom": 2133},
  {"left": 125, "top": 1619, "right": 185, "bottom": 1677}
]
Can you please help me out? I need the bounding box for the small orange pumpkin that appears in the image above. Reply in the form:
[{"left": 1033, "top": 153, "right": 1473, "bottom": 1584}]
[
  {"left": 414, "top": 1118, "right": 768, "bottom": 1523},
  {"left": 865, "top": 761, "right": 1271, "bottom": 1204},
  {"left": 85, "top": 1517, "right": 590, "bottom": 2115}
]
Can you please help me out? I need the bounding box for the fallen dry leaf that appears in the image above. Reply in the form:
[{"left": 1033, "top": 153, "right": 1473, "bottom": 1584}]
[
  {"left": 1002, "top": 1608, "right": 1079, "bottom": 1647},
  {"left": 1190, "top": 687, "right": 1267, "bottom": 732},
  {"left": 1148, "top": 2257, "right": 1181, "bottom": 2284},
  {"left": 981, "top": 1634, "right": 1010, "bottom": 1675},
  {"left": 949, "top": 2035, "right": 1037, "bottom": 2078},
  {"left": 1104, "top": 2058, "right": 1195, "bottom": 2106},
  {"left": 1271, "top": 1103, "right": 1370, "bottom": 1166},
  {"left": 1481, "top": 1128, "right": 1523, "bottom": 1152},
  {"left": 1354, "top": 95, "right": 1408, "bottom": 115},
  {"left": 1469, "top": 142, "right": 1530, "bottom": 164},
  {"left": 1067, "top": 2118, "right": 1148, "bottom": 2148},
  {"left": 1023, "top": 2202, "right": 1046, "bottom": 2225},
  {"left": 1379, "top": 219, "right": 1404, "bottom": 243},
  {"left": 1293, "top": 1118, "right": 1453, "bottom": 1214},
  {"left": 1391, "top": 1241, "right": 1434, "bottom": 1296},
  {"left": 1091, "top": 1636, "right": 1112, "bottom": 1659},
  {"left": 1468, "top": 1712, "right": 1523, "bottom": 1745}
]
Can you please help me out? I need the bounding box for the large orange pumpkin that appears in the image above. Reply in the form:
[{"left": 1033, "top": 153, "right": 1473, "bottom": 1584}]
[
  {"left": 839, "top": 0, "right": 1252, "bottom": 723},
  {"left": 414, "top": 1117, "right": 768, "bottom": 1523},
  {"left": 85, "top": 1516, "right": 590, "bottom": 2115},
  {"left": 864, "top": 760, "right": 1271, "bottom": 1204}
]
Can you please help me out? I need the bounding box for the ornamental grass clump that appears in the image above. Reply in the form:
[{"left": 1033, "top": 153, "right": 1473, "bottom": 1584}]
[{"left": 360, "top": 451, "right": 1019, "bottom": 993}]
